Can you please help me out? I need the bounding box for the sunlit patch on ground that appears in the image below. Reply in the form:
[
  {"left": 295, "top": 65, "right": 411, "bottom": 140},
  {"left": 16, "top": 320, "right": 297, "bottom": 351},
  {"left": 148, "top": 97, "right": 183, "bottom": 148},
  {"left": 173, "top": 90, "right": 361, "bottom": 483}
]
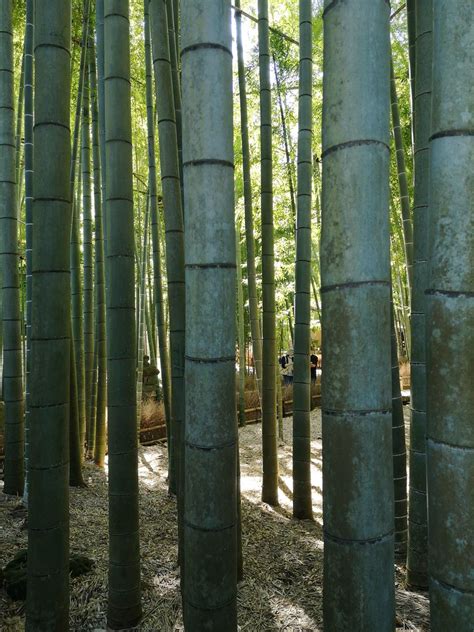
[{"left": 0, "top": 407, "right": 428, "bottom": 631}]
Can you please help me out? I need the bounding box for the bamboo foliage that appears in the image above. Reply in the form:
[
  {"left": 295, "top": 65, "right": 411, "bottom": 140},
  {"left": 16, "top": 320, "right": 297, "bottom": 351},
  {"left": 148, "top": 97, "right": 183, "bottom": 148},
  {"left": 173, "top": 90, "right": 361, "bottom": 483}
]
[
  {"left": 104, "top": 0, "right": 142, "bottom": 627},
  {"left": 0, "top": 0, "right": 24, "bottom": 496},
  {"left": 292, "top": 0, "right": 313, "bottom": 521},
  {"left": 427, "top": 1, "right": 474, "bottom": 627},
  {"left": 235, "top": 0, "right": 263, "bottom": 400},
  {"left": 321, "top": 0, "right": 394, "bottom": 628},
  {"left": 407, "top": 0, "right": 432, "bottom": 590},
  {"left": 258, "top": 0, "right": 278, "bottom": 507},
  {"left": 182, "top": 1, "right": 237, "bottom": 627},
  {"left": 26, "top": 1, "right": 72, "bottom": 627}
]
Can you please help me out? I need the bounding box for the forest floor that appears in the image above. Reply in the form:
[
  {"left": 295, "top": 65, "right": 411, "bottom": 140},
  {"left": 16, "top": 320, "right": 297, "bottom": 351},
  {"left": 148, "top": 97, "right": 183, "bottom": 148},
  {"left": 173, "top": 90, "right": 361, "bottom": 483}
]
[{"left": 0, "top": 407, "right": 430, "bottom": 631}]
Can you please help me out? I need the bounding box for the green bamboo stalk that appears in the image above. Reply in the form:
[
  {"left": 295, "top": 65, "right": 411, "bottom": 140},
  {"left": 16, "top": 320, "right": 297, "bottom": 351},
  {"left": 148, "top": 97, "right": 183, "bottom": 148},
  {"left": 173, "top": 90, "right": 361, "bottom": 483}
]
[
  {"left": 71, "top": 175, "right": 87, "bottom": 456},
  {"left": 145, "top": 240, "right": 157, "bottom": 366},
  {"left": 26, "top": 1, "right": 71, "bottom": 627},
  {"left": 273, "top": 54, "right": 297, "bottom": 226},
  {"left": 149, "top": 0, "right": 186, "bottom": 499},
  {"left": 82, "top": 66, "right": 94, "bottom": 446},
  {"left": 144, "top": 288, "right": 155, "bottom": 363},
  {"left": 15, "top": 47, "right": 25, "bottom": 212},
  {"left": 396, "top": 269, "right": 411, "bottom": 359},
  {"left": 136, "top": 194, "right": 150, "bottom": 430},
  {"left": 259, "top": 0, "right": 278, "bottom": 507},
  {"left": 89, "top": 40, "right": 107, "bottom": 468},
  {"left": 310, "top": 274, "right": 322, "bottom": 323},
  {"left": 104, "top": 1, "right": 142, "bottom": 627},
  {"left": 144, "top": 0, "right": 171, "bottom": 435},
  {"left": 292, "top": 0, "right": 313, "bottom": 521},
  {"left": 391, "top": 296, "right": 407, "bottom": 559},
  {"left": 70, "top": 0, "right": 91, "bottom": 457},
  {"left": 166, "top": 0, "right": 182, "bottom": 185},
  {"left": 89, "top": 334, "right": 99, "bottom": 458},
  {"left": 23, "top": 0, "right": 34, "bottom": 505},
  {"left": 236, "top": 223, "right": 246, "bottom": 428},
  {"left": 145, "top": 249, "right": 158, "bottom": 366},
  {"left": 96, "top": 0, "right": 107, "bottom": 252},
  {"left": 406, "top": 0, "right": 416, "bottom": 114},
  {"left": 407, "top": 0, "right": 432, "bottom": 590},
  {"left": 427, "top": 2, "right": 474, "bottom": 627},
  {"left": 0, "top": 268, "right": 3, "bottom": 400},
  {"left": 285, "top": 297, "right": 294, "bottom": 344},
  {"left": 69, "top": 187, "right": 86, "bottom": 481},
  {"left": 173, "top": 0, "right": 179, "bottom": 57},
  {"left": 234, "top": 0, "right": 263, "bottom": 400},
  {"left": 390, "top": 55, "right": 414, "bottom": 289},
  {"left": 277, "top": 367, "right": 284, "bottom": 442},
  {"left": 69, "top": 339, "right": 85, "bottom": 486},
  {"left": 182, "top": 1, "right": 237, "bottom": 626},
  {"left": 0, "top": 0, "right": 24, "bottom": 496},
  {"left": 312, "top": 154, "right": 321, "bottom": 225},
  {"left": 321, "top": 1, "right": 394, "bottom": 628}
]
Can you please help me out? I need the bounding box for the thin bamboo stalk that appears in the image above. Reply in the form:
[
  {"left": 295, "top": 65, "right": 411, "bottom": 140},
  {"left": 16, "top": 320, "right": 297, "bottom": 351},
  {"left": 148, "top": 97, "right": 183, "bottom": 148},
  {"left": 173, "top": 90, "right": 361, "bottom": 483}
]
[
  {"left": 292, "top": 0, "right": 313, "bottom": 520},
  {"left": 235, "top": 0, "right": 263, "bottom": 401},
  {"left": 259, "top": 0, "right": 278, "bottom": 507}
]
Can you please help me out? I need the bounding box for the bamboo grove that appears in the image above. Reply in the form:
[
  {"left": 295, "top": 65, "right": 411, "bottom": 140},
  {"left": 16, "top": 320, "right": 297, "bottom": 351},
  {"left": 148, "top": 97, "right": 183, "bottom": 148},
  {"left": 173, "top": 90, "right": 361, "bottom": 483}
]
[{"left": 0, "top": 0, "right": 472, "bottom": 630}]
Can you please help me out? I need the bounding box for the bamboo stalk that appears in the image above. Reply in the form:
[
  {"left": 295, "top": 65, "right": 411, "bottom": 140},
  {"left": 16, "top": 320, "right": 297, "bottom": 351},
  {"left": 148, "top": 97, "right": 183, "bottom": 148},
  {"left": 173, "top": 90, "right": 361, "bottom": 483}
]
[{"left": 259, "top": 0, "right": 279, "bottom": 507}]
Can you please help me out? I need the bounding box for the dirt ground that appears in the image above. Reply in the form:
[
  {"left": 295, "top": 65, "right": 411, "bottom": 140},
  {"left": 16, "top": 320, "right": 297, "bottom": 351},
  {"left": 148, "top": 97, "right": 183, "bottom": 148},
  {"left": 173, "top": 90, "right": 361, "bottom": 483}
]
[{"left": 0, "top": 408, "right": 429, "bottom": 631}]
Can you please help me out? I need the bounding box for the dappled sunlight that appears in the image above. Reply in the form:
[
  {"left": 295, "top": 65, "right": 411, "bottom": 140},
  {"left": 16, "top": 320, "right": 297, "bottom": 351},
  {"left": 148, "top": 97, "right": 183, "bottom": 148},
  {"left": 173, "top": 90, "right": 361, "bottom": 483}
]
[{"left": 0, "top": 405, "right": 429, "bottom": 630}]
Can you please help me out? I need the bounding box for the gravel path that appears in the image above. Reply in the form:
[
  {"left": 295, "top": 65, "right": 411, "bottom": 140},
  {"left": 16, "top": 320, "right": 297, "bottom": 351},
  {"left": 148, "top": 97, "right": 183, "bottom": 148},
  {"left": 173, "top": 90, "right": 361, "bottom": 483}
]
[{"left": 0, "top": 406, "right": 429, "bottom": 631}]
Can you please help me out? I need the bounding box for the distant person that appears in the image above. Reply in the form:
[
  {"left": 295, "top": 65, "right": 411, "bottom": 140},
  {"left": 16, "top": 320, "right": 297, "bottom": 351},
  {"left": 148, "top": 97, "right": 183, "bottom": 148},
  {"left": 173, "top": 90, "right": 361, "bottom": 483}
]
[
  {"left": 280, "top": 350, "right": 294, "bottom": 385},
  {"left": 310, "top": 352, "right": 318, "bottom": 383},
  {"left": 279, "top": 352, "right": 289, "bottom": 372}
]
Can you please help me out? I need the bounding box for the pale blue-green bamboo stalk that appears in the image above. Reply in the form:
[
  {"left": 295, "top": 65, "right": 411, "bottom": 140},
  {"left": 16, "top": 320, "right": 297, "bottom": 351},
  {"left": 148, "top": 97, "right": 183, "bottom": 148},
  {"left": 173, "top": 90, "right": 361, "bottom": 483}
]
[
  {"left": 427, "top": 1, "right": 474, "bottom": 628},
  {"left": 321, "top": 0, "right": 394, "bottom": 628},
  {"left": 407, "top": 0, "right": 432, "bottom": 590},
  {"left": 182, "top": 1, "right": 237, "bottom": 627}
]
